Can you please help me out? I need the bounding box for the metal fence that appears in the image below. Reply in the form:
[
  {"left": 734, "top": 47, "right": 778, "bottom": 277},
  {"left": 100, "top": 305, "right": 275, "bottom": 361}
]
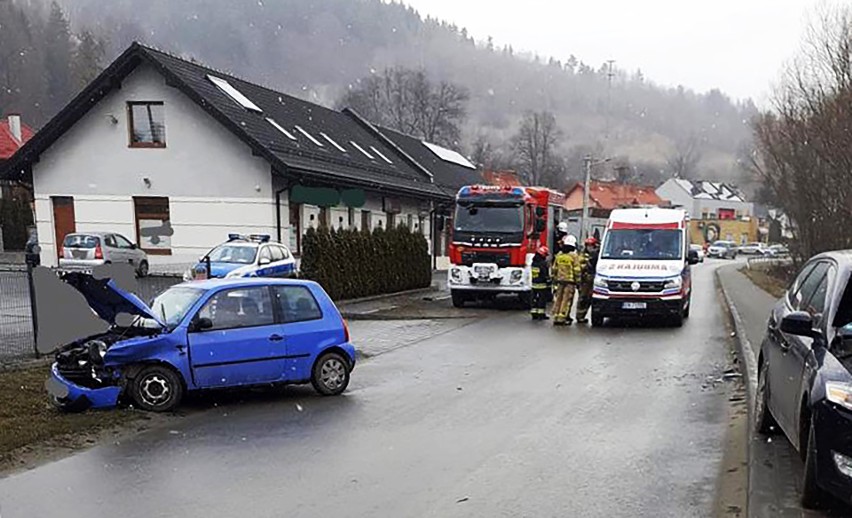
[{"left": 0, "top": 266, "right": 183, "bottom": 362}]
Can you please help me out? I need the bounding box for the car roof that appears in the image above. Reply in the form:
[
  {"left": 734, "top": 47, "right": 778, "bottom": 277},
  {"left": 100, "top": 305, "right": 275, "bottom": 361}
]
[
  {"left": 812, "top": 250, "right": 852, "bottom": 268},
  {"left": 66, "top": 231, "right": 114, "bottom": 237},
  {"left": 176, "top": 277, "right": 318, "bottom": 291}
]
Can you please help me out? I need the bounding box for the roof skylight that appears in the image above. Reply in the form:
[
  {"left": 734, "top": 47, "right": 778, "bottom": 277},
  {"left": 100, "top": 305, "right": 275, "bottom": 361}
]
[
  {"left": 265, "top": 118, "right": 297, "bottom": 141},
  {"left": 349, "top": 141, "right": 374, "bottom": 160},
  {"left": 294, "top": 126, "right": 324, "bottom": 147},
  {"left": 207, "top": 75, "right": 262, "bottom": 113},
  {"left": 370, "top": 146, "right": 393, "bottom": 164},
  {"left": 320, "top": 132, "right": 347, "bottom": 152},
  {"left": 422, "top": 141, "right": 476, "bottom": 169}
]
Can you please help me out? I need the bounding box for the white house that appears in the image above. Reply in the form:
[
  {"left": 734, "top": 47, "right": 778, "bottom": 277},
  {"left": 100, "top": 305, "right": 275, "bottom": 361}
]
[
  {"left": 656, "top": 179, "right": 754, "bottom": 221},
  {"left": 1, "top": 43, "right": 457, "bottom": 268}
]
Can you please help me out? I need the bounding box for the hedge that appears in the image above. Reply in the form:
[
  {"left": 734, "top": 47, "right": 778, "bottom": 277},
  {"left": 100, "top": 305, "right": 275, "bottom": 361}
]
[
  {"left": 300, "top": 225, "right": 431, "bottom": 300},
  {"left": 0, "top": 194, "right": 34, "bottom": 251}
]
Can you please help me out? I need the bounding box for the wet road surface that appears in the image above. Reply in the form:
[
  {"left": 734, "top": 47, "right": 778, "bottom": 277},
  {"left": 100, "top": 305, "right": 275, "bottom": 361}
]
[{"left": 0, "top": 264, "right": 732, "bottom": 517}]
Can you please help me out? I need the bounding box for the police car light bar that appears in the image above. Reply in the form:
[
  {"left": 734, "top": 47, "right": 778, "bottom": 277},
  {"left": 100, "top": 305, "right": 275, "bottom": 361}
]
[
  {"left": 249, "top": 234, "right": 271, "bottom": 243},
  {"left": 228, "top": 233, "right": 248, "bottom": 241}
]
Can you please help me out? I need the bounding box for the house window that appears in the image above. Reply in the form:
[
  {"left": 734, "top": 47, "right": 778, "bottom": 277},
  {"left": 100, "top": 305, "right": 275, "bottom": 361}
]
[
  {"left": 128, "top": 102, "right": 166, "bottom": 148},
  {"left": 134, "top": 197, "right": 172, "bottom": 255},
  {"left": 362, "top": 210, "right": 372, "bottom": 231},
  {"left": 387, "top": 213, "right": 396, "bottom": 229}
]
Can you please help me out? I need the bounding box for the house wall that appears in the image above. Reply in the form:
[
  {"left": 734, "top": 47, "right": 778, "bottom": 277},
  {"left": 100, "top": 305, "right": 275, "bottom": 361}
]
[
  {"left": 690, "top": 219, "right": 759, "bottom": 245},
  {"left": 656, "top": 180, "right": 753, "bottom": 220},
  {"left": 33, "top": 65, "right": 274, "bottom": 267}
]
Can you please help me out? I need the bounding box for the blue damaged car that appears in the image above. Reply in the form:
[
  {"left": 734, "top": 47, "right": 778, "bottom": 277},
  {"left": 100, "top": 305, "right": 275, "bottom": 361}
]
[{"left": 48, "top": 273, "right": 356, "bottom": 412}]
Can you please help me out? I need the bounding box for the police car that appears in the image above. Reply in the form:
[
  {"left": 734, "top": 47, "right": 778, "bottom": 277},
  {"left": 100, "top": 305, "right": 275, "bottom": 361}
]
[{"left": 184, "top": 234, "right": 297, "bottom": 281}]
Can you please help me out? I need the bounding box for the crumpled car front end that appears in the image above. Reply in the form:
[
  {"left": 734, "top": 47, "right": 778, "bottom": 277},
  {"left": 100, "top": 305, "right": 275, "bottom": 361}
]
[{"left": 47, "top": 329, "right": 162, "bottom": 411}]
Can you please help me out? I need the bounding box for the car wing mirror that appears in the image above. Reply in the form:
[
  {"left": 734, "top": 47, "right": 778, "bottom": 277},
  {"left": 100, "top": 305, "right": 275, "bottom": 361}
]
[
  {"left": 780, "top": 311, "right": 816, "bottom": 338},
  {"left": 190, "top": 317, "right": 213, "bottom": 332},
  {"left": 535, "top": 219, "right": 546, "bottom": 233},
  {"left": 130, "top": 243, "right": 137, "bottom": 249},
  {"left": 535, "top": 207, "right": 545, "bottom": 217},
  {"left": 259, "top": 257, "right": 271, "bottom": 266}
]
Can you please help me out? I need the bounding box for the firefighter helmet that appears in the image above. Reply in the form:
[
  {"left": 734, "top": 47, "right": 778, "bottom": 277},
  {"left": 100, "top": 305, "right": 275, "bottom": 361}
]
[
  {"left": 563, "top": 235, "right": 577, "bottom": 247},
  {"left": 585, "top": 237, "right": 599, "bottom": 246},
  {"left": 557, "top": 222, "right": 569, "bottom": 233}
]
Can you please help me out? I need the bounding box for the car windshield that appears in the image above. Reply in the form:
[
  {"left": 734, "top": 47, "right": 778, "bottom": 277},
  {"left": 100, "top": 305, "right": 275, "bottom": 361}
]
[
  {"left": 206, "top": 244, "right": 258, "bottom": 264},
  {"left": 601, "top": 229, "right": 683, "bottom": 260},
  {"left": 137, "top": 286, "right": 205, "bottom": 330},
  {"left": 63, "top": 234, "right": 99, "bottom": 248},
  {"left": 453, "top": 204, "right": 524, "bottom": 233}
]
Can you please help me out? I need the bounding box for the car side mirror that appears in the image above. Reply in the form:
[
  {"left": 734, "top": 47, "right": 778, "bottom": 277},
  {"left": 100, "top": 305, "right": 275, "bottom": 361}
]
[
  {"left": 259, "top": 257, "right": 271, "bottom": 266},
  {"left": 535, "top": 219, "right": 546, "bottom": 233},
  {"left": 687, "top": 250, "right": 699, "bottom": 265},
  {"left": 781, "top": 311, "right": 816, "bottom": 338},
  {"left": 535, "top": 207, "right": 545, "bottom": 217},
  {"left": 190, "top": 317, "right": 213, "bottom": 332},
  {"left": 130, "top": 243, "right": 137, "bottom": 249}
]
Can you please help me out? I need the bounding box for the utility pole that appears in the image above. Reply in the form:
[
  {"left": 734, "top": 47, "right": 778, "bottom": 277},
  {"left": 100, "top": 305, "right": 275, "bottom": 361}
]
[
  {"left": 580, "top": 156, "right": 612, "bottom": 240},
  {"left": 604, "top": 59, "right": 615, "bottom": 147}
]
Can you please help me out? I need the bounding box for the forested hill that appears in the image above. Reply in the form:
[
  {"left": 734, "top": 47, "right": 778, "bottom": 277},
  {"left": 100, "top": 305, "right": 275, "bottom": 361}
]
[{"left": 3, "top": 0, "right": 757, "bottom": 186}]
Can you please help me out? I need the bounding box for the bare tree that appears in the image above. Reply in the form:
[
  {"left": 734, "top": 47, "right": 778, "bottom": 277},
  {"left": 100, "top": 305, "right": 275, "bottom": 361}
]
[
  {"left": 665, "top": 133, "right": 702, "bottom": 179},
  {"left": 751, "top": 5, "right": 852, "bottom": 259},
  {"left": 513, "top": 111, "right": 564, "bottom": 187},
  {"left": 339, "top": 67, "right": 469, "bottom": 146}
]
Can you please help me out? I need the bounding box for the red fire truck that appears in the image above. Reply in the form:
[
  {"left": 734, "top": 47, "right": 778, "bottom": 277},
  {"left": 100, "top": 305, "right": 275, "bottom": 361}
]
[{"left": 448, "top": 185, "right": 566, "bottom": 307}]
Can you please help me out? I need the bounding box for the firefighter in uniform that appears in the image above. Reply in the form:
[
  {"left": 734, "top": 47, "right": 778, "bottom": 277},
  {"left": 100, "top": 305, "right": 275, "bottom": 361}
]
[
  {"left": 552, "top": 235, "right": 582, "bottom": 326},
  {"left": 530, "top": 246, "right": 550, "bottom": 320},
  {"left": 575, "top": 236, "right": 600, "bottom": 323}
]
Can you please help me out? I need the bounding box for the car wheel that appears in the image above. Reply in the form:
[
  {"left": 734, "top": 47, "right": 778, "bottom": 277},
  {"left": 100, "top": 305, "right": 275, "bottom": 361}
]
[
  {"left": 451, "top": 291, "right": 466, "bottom": 308},
  {"left": 671, "top": 310, "right": 684, "bottom": 327},
  {"left": 801, "top": 417, "right": 825, "bottom": 509},
  {"left": 591, "top": 312, "right": 604, "bottom": 327},
  {"left": 311, "top": 352, "right": 351, "bottom": 396},
  {"left": 754, "top": 360, "right": 777, "bottom": 434},
  {"left": 137, "top": 260, "right": 149, "bottom": 278},
  {"left": 683, "top": 297, "right": 691, "bottom": 319},
  {"left": 130, "top": 365, "right": 184, "bottom": 412}
]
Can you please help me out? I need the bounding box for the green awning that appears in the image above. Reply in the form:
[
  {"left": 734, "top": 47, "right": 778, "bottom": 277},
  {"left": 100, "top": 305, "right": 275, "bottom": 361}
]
[{"left": 289, "top": 185, "right": 365, "bottom": 208}]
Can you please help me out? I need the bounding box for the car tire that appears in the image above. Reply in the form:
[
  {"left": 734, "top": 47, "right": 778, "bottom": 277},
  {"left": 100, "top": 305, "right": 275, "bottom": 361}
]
[
  {"left": 754, "top": 360, "right": 777, "bottom": 434},
  {"left": 311, "top": 352, "right": 351, "bottom": 396},
  {"left": 683, "top": 298, "right": 691, "bottom": 319},
  {"left": 671, "top": 310, "right": 684, "bottom": 327},
  {"left": 591, "top": 312, "right": 604, "bottom": 327},
  {"left": 451, "top": 291, "right": 466, "bottom": 308},
  {"left": 801, "top": 417, "right": 825, "bottom": 509},
  {"left": 129, "top": 365, "right": 183, "bottom": 412},
  {"left": 137, "top": 260, "right": 149, "bottom": 278}
]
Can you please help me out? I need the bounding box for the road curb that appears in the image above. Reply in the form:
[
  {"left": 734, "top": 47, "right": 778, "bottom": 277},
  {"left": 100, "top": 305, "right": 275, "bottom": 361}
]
[
  {"left": 715, "top": 267, "right": 759, "bottom": 518},
  {"left": 335, "top": 286, "right": 436, "bottom": 307}
]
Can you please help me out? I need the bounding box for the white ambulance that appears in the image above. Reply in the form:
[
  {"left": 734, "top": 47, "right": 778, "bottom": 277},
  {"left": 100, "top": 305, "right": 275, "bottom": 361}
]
[{"left": 591, "top": 207, "right": 700, "bottom": 327}]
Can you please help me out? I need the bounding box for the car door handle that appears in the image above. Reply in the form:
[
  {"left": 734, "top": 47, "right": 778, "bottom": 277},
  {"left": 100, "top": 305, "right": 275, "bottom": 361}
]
[{"left": 269, "top": 334, "right": 284, "bottom": 342}]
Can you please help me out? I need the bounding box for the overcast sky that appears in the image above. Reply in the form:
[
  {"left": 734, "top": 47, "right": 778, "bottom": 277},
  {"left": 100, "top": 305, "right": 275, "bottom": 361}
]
[{"left": 401, "top": 0, "right": 820, "bottom": 102}]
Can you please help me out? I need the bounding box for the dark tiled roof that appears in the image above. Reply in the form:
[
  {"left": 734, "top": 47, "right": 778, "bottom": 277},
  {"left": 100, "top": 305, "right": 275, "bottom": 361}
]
[
  {"left": 2, "top": 43, "right": 447, "bottom": 199},
  {"left": 366, "top": 125, "right": 482, "bottom": 196}
]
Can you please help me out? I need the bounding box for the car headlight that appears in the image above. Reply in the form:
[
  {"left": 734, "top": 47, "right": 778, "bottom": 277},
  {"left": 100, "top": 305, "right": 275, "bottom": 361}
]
[
  {"left": 826, "top": 382, "right": 852, "bottom": 411},
  {"left": 450, "top": 268, "right": 462, "bottom": 281},
  {"left": 593, "top": 276, "right": 607, "bottom": 288},
  {"left": 86, "top": 339, "right": 108, "bottom": 362},
  {"left": 510, "top": 270, "right": 523, "bottom": 282},
  {"left": 664, "top": 276, "right": 683, "bottom": 289}
]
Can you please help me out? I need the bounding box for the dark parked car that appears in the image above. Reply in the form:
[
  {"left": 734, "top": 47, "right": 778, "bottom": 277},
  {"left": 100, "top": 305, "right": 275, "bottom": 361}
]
[{"left": 756, "top": 250, "right": 852, "bottom": 508}]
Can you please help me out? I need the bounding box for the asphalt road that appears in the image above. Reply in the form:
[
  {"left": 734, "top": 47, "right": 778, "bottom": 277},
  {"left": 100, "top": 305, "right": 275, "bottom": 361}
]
[{"left": 0, "top": 263, "right": 733, "bottom": 517}]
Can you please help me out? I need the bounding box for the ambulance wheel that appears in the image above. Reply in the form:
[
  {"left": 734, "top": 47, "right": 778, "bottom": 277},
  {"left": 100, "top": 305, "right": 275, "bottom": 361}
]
[
  {"left": 451, "top": 291, "right": 466, "bottom": 308},
  {"left": 591, "top": 312, "right": 604, "bottom": 327}
]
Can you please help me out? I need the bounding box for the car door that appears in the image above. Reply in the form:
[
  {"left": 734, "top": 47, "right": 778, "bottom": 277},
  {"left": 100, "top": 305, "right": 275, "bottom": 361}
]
[
  {"left": 785, "top": 263, "right": 835, "bottom": 446},
  {"left": 271, "top": 285, "right": 331, "bottom": 381},
  {"left": 114, "top": 233, "right": 139, "bottom": 266},
  {"left": 102, "top": 234, "right": 123, "bottom": 264},
  {"left": 187, "top": 286, "right": 287, "bottom": 388},
  {"left": 773, "top": 262, "right": 829, "bottom": 435},
  {"left": 255, "top": 245, "right": 274, "bottom": 277},
  {"left": 273, "top": 245, "right": 296, "bottom": 277},
  {"left": 766, "top": 261, "right": 818, "bottom": 434}
]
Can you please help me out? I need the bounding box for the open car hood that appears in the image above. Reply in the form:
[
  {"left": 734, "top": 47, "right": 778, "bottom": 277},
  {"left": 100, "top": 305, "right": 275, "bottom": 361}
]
[{"left": 61, "top": 272, "right": 166, "bottom": 328}]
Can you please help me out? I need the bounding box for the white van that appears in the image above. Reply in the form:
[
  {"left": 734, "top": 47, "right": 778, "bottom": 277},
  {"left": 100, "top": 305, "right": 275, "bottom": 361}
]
[{"left": 591, "top": 208, "right": 699, "bottom": 327}]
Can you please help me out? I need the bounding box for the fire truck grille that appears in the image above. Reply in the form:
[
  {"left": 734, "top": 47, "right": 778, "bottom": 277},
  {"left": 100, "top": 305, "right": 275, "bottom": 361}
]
[{"left": 461, "top": 252, "right": 511, "bottom": 267}]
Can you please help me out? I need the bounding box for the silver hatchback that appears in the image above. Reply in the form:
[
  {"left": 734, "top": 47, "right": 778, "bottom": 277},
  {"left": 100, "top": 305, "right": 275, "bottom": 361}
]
[{"left": 59, "top": 232, "right": 150, "bottom": 277}]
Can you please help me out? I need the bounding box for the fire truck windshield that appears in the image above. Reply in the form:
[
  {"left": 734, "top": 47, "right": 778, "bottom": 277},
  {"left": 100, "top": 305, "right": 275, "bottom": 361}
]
[{"left": 454, "top": 204, "right": 524, "bottom": 233}]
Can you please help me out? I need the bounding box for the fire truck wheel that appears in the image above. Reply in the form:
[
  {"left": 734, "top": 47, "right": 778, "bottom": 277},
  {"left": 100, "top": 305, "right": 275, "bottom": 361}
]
[{"left": 451, "top": 291, "right": 466, "bottom": 308}]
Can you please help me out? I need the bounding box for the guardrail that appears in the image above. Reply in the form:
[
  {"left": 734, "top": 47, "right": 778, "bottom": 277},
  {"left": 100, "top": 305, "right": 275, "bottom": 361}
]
[{"left": 746, "top": 255, "right": 793, "bottom": 269}]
